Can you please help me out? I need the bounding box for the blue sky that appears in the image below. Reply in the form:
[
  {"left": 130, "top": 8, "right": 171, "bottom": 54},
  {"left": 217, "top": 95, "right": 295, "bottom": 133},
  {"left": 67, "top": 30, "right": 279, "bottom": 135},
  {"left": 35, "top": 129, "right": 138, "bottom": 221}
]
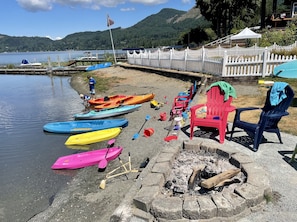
[{"left": 1, "top": 0, "right": 194, "bottom": 40}]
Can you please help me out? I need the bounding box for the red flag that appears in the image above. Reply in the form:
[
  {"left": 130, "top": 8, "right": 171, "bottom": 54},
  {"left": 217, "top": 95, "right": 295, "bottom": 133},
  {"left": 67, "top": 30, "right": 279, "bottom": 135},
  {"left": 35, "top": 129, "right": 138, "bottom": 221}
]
[{"left": 107, "top": 15, "right": 114, "bottom": 27}]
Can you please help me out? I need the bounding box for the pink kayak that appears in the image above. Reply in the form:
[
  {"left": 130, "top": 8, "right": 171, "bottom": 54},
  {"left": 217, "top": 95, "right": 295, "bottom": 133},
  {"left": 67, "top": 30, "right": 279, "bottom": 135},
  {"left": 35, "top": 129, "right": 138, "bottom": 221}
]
[{"left": 51, "top": 146, "right": 123, "bottom": 170}]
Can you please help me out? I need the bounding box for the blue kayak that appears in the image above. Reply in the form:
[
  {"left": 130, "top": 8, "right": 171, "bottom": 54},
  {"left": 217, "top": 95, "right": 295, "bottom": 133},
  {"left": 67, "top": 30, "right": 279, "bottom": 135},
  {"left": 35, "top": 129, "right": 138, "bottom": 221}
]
[
  {"left": 43, "top": 118, "right": 128, "bottom": 134},
  {"left": 85, "top": 62, "right": 112, "bottom": 71},
  {"left": 273, "top": 60, "right": 297, "bottom": 78},
  {"left": 74, "top": 105, "right": 141, "bottom": 120}
]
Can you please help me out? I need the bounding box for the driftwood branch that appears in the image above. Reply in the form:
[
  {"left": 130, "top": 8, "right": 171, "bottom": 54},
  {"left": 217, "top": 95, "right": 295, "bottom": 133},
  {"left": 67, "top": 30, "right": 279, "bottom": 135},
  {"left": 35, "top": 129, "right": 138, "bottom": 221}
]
[
  {"left": 200, "top": 168, "right": 241, "bottom": 189},
  {"left": 188, "top": 164, "right": 205, "bottom": 190}
]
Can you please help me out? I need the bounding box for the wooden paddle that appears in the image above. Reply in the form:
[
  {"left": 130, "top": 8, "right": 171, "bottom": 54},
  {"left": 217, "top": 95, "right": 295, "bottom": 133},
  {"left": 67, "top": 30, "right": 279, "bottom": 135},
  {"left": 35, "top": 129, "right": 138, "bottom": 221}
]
[
  {"left": 98, "top": 139, "right": 116, "bottom": 171},
  {"left": 132, "top": 115, "right": 150, "bottom": 140}
]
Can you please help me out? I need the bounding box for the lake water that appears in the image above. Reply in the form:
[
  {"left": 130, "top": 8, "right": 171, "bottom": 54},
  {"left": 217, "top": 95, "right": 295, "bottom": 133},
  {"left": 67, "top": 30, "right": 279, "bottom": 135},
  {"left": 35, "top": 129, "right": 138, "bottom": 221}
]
[
  {"left": 0, "top": 74, "right": 87, "bottom": 221},
  {"left": 0, "top": 49, "right": 125, "bottom": 66}
]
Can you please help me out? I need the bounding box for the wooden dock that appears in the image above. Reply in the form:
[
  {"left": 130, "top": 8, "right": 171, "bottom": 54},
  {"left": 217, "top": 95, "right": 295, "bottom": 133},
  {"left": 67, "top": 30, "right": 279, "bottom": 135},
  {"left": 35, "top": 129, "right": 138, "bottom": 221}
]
[
  {"left": 0, "top": 57, "right": 127, "bottom": 75},
  {"left": 0, "top": 66, "right": 87, "bottom": 76}
]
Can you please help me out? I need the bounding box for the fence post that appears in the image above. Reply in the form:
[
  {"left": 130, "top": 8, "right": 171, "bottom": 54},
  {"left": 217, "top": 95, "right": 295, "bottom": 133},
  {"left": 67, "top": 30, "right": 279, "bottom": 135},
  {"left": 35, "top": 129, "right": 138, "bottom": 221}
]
[
  {"left": 170, "top": 49, "right": 173, "bottom": 69},
  {"left": 262, "top": 47, "right": 268, "bottom": 77},
  {"left": 202, "top": 46, "right": 205, "bottom": 73},
  {"left": 184, "top": 47, "right": 188, "bottom": 71},
  {"left": 222, "top": 51, "right": 227, "bottom": 77},
  {"left": 148, "top": 50, "right": 151, "bottom": 67},
  {"left": 158, "top": 48, "right": 161, "bottom": 68}
]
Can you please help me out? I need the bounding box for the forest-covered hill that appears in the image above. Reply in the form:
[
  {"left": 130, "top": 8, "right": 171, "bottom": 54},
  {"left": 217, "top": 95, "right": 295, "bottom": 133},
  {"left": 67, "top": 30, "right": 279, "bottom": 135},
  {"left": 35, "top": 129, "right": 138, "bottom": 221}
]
[{"left": 0, "top": 8, "right": 210, "bottom": 52}]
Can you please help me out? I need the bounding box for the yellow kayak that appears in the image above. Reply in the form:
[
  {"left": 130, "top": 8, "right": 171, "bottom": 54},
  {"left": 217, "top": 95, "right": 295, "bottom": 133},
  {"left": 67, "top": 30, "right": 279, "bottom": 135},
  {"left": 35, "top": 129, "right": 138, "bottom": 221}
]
[{"left": 65, "top": 127, "right": 121, "bottom": 145}]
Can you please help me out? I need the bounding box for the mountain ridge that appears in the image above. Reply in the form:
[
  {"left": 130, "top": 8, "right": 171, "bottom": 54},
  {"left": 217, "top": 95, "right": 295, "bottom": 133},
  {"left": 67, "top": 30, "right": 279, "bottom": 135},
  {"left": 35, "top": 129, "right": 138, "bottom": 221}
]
[{"left": 0, "top": 8, "right": 209, "bottom": 52}]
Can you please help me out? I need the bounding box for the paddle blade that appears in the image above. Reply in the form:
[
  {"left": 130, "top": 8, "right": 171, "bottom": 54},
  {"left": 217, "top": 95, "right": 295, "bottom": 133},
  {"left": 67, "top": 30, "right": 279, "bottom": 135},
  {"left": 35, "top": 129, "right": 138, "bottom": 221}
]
[
  {"left": 132, "top": 133, "right": 139, "bottom": 140},
  {"left": 98, "top": 159, "right": 108, "bottom": 171}
]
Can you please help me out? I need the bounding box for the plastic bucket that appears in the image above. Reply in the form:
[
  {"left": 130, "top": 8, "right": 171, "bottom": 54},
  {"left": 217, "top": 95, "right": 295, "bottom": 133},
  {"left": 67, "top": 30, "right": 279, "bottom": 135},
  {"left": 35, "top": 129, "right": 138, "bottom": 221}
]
[
  {"left": 174, "top": 116, "right": 183, "bottom": 127},
  {"left": 159, "top": 112, "right": 167, "bottom": 121},
  {"left": 144, "top": 128, "right": 154, "bottom": 137}
]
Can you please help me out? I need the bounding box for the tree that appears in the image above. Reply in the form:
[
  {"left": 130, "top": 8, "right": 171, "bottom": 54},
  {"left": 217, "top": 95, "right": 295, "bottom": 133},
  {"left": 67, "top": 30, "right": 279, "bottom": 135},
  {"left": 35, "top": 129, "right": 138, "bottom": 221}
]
[{"left": 196, "top": 0, "right": 261, "bottom": 37}]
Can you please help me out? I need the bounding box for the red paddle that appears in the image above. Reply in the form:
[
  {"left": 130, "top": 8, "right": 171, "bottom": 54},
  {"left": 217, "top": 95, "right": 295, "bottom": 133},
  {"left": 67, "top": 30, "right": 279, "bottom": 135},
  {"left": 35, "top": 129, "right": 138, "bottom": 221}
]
[{"left": 98, "top": 139, "right": 116, "bottom": 171}]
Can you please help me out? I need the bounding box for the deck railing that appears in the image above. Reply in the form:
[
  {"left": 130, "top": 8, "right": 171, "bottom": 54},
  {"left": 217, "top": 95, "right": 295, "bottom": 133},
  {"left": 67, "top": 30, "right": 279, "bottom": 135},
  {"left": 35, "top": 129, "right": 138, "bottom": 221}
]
[{"left": 127, "top": 42, "right": 297, "bottom": 77}]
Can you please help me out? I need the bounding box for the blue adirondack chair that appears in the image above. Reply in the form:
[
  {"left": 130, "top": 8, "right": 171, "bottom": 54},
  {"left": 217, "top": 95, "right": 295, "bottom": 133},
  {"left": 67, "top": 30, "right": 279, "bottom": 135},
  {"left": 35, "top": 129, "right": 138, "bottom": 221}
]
[{"left": 229, "top": 82, "right": 294, "bottom": 152}]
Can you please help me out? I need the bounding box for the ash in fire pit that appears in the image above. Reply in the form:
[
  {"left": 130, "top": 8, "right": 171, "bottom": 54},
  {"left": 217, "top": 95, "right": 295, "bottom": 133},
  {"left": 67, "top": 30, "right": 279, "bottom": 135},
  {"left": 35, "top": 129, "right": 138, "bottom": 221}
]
[{"left": 162, "top": 150, "right": 246, "bottom": 197}]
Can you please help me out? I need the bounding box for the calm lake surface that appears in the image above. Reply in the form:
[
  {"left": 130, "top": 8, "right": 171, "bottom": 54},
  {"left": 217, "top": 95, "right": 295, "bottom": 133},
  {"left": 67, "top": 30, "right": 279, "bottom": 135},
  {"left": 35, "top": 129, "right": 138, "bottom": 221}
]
[
  {"left": 0, "top": 50, "right": 124, "bottom": 66},
  {"left": 0, "top": 74, "right": 86, "bottom": 221}
]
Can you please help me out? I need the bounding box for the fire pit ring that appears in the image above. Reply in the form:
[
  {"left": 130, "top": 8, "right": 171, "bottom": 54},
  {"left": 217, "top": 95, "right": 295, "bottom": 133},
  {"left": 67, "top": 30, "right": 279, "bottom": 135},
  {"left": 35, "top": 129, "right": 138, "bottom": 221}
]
[{"left": 129, "top": 140, "right": 272, "bottom": 221}]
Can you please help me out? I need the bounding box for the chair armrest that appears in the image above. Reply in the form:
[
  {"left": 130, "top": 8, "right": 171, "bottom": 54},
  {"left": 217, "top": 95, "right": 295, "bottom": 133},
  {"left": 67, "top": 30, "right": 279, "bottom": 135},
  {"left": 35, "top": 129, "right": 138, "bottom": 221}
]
[
  {"left": 233, "top": 107, "right": 261, "bottom": 122},
  {"left": 226, "top": 105, "right": 236, "bottom": 112},
  {"left": 264, "top": 111, "right": 289, "bottom": 119},
  {"left": 190, "top": 104, "right": 206, "bottom": 112},
  {"left": 236, "top": 107, "right": 261, "bottom": 114}
]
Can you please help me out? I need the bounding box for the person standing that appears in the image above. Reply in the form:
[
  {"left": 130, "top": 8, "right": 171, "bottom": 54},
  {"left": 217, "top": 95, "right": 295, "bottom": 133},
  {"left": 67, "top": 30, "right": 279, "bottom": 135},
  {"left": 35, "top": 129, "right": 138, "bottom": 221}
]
[{"left": 87, "top": 76, "right": 96, "bottom": 98}]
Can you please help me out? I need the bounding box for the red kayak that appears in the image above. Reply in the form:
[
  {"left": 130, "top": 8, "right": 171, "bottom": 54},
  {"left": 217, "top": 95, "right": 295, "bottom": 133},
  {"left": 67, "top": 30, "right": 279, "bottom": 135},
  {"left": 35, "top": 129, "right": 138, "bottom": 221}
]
[{"left": 51, "top": 146, "right": 123, "bottom": 170}]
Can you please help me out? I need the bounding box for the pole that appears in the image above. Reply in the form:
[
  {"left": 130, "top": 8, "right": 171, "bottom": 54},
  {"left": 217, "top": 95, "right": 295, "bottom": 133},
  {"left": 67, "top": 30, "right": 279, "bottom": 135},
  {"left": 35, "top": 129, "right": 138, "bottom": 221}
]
[{"left": 108, "top": 27, "right": 117, "bottom": 64}]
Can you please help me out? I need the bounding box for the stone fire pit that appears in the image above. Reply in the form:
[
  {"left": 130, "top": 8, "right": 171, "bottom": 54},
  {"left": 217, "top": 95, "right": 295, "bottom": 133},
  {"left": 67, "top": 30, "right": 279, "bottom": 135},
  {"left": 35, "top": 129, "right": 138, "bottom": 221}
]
[{"left": 111, "top": 139, "right": 272, "bottom": 221}]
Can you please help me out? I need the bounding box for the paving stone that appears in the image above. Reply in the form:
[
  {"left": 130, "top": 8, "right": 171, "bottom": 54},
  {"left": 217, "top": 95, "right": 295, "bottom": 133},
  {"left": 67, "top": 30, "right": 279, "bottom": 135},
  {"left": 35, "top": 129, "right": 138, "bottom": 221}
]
[
  {"left": 156, "top": 152, "right": 177, "bottom": 164},
  {"left": 216, "top": 147, "right": 233, "bottom": 159},
  {"left": 133, "top": 186, "right": 160, "bottom": 212},
  {"left": 151, "top": 162, "right": 171, "bottom": 178},
  {"left": 211, "top": 193, "right": 234, "bottom": 217},
  {"left": 131, "top": 208, "right": 155, "bottom": 222},
  {"left": 230, "top": 153, "right": 253, "bottom": 168},
  {"left": 141, "top": 173, "right": 165, "bottom": 187},
  {"left": 197, "top": 195, "right": 217, "bottom": 219},
  {"left": 157, "top": 218, "right": 189, "bottom": 222},
  {"left": 234, "top": 183, "right": 265, "bottom": 207},
  {"left": 183, "top": 140, "right": 202, "bottom": 151},
  {"left": 151, "top": 197, "right": 183, "bottom": 220},
  {"left": 201, "top": 142, "right": 219, "bottom": 153},
  {"left": 222, "top": 191, "right": 247, "bottom": 216},
  {"left": 241, "top": 163, "right": 272, "bottom": 196},
  {"left": 182, "top": 196, "right": 200, "bottom": 220}
]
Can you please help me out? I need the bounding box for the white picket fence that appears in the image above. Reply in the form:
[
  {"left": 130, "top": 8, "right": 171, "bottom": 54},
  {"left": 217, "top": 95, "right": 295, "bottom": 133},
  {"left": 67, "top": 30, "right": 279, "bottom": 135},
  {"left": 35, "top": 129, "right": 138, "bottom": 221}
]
[{"left": 127, "top": 42, "right": 297, "bottom": 77}]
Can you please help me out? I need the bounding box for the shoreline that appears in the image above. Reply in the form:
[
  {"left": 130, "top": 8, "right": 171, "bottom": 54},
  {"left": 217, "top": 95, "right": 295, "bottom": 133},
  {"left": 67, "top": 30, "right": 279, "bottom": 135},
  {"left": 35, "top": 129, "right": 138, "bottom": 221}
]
[{"left": 30, "top": 65, "right": 194, "bottom": 221}]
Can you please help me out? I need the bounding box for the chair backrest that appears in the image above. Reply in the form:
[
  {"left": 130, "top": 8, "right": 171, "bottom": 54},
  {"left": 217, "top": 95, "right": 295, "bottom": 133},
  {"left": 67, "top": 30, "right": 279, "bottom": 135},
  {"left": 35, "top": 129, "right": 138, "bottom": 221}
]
[
  {"left": 260, "top": 84, "right": 294, "bottom": 128},
  {"left": 205, "top": 86, "right": 233, "bottom": 119}
]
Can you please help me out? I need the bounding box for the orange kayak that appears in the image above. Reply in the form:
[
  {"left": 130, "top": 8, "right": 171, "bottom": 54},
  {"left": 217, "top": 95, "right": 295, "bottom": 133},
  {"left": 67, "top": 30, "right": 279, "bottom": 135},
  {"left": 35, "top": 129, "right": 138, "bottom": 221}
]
[
  {"left": 94, "top": 93, "right": 155, "bottom": 109},
  {"left": 121, "top": 93, "right": 155, "bottom": 105},
  {"left": 88, "top": 95, "right": 128, "bottom": 105}
]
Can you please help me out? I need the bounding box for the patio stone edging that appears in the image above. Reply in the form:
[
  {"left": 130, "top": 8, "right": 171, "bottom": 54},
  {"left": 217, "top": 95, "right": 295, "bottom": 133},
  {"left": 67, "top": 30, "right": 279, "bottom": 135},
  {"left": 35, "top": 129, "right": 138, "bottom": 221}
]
[{"left": 110, "top": 139, "right": 271, "bottom": 222}]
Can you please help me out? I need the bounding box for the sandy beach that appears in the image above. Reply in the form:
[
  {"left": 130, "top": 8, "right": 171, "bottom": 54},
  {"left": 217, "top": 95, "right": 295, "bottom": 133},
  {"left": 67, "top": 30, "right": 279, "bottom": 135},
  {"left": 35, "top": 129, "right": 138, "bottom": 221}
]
[
  {"left": 29, "top": 65, "right": 297, "bottom": 222},
  {"left": 29, "top": 65, "right": 195, "bottom": 221}
]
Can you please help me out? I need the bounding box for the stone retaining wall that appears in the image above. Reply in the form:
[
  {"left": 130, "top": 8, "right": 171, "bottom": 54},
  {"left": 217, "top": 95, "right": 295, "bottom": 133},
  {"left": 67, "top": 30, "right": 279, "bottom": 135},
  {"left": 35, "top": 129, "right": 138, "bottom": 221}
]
[{"left": 111, "top": 139, "right": 271, "bottom": 222}]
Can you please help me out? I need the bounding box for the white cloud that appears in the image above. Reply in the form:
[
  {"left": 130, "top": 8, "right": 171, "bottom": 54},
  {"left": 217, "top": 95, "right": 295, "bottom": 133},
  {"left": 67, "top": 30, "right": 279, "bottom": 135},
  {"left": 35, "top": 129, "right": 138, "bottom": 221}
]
[
  {"left": 129, "top": 0, "right": 168, "bottom": 5},
  {"left": 17, "top": 0, "right": 53, "bottom": 12},
  {"left": 16, "top": 0, "right": 188, "bottom": 12},
  {"left": 120, "top": 7, "right": 135, "bottom": 12}
]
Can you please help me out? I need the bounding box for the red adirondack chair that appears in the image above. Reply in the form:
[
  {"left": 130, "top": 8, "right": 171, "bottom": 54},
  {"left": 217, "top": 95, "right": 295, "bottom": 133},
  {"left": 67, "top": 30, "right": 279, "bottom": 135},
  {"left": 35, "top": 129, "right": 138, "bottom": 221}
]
[{"left": 190, "top": 83, "right": 236, "bottom": 143}]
